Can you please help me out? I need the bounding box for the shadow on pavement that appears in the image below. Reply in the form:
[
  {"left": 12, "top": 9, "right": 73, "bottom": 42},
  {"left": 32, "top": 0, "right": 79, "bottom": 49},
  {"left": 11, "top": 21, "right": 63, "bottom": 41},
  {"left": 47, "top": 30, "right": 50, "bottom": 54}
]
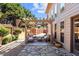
[{"left": 3, "top": 44, "right": 25, "bottom": 56}]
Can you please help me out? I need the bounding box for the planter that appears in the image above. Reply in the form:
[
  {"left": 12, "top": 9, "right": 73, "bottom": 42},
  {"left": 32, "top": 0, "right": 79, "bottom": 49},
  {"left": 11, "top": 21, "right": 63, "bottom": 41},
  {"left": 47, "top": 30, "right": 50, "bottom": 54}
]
[{"left": 55, "top": 43, "right": 62, "bottom": 48}]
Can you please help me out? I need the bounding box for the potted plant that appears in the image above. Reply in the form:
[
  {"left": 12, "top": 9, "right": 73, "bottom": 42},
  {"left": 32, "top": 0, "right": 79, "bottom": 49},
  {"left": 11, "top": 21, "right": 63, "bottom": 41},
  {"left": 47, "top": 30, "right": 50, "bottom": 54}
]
[{"left": 54, "top": 41, "right": 63, "bottom": 48}]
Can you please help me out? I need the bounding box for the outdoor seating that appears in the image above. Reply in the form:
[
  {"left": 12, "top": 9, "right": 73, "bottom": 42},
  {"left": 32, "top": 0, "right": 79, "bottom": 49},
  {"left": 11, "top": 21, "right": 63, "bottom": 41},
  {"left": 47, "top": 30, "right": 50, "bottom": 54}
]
[
  {"left": 32, "top": 33, "right": 49, "bottom": 42},
  {"left": 27, "top": 35, "right": 34, "bottom": 43}
]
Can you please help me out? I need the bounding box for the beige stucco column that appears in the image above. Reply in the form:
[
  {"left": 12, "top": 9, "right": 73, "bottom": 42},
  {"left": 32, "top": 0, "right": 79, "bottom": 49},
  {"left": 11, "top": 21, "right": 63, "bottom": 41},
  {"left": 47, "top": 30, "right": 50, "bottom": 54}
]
[
  {"left": 25, "top": 24, "right": 28, "bottom": 44},
  {"left": 47, "top": 19, "right": 53, "bottom": 43},
  {"left": 50, "top": 19, "right": 53, "bottom": 43}
]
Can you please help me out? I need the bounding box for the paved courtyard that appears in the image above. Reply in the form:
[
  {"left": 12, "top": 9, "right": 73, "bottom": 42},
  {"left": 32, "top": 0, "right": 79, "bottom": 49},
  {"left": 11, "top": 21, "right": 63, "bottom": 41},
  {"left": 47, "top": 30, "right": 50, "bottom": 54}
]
[
  {"left": 18, "top": 42, "right": 75, "bottom": 56},
  {"left": 0, "top": 31, "right": 75, "bottom": 56},
  {"left": 0, "top": 41, "right": 75, "bottom": 56}
]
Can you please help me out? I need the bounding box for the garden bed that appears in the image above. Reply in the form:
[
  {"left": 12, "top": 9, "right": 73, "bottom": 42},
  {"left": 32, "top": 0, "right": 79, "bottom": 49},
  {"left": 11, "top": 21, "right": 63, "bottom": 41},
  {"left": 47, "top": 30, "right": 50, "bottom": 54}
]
[{"left": 0, "top": 25, "right": 22, "bottom": 45}]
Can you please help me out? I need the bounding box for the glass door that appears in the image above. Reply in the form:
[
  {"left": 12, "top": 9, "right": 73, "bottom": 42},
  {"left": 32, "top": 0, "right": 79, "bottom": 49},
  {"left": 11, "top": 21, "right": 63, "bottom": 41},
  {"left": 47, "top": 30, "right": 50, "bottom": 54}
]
[{"left": 74, "top": 19, "right": 79, "bottom": 51}]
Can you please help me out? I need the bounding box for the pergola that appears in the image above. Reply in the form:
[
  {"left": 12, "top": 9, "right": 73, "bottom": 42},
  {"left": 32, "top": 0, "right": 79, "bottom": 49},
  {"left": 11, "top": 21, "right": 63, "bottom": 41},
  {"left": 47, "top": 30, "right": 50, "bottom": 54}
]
[{"left": 22, "top": 17, "right": 51, "bottom": 44}]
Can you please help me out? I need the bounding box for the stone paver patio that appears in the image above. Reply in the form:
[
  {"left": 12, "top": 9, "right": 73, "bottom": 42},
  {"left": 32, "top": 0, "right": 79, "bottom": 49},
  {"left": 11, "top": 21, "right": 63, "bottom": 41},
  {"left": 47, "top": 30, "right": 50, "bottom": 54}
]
[{"left": 18, "top": 42, "right": 75, "bottom": 56}]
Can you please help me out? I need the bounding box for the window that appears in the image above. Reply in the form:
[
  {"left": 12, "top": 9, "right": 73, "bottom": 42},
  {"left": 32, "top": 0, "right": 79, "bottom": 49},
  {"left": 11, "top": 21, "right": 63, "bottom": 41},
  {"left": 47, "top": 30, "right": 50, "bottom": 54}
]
[
  {"left": 54, "top": 24, "right": 57, "bottom": 39},
  {"left": 60, "top": 21, "right": 64, "bottom": 43},
  {"left": 51, "top": 9, "right": 55, "bottom": 19},
  {"left": 52, "top": 10, "right": 55, "bottom": 19},
  {"left": 48, "top": 11, "right": 51, "bottom": 19},
  {"left": 54, "top": 4, "right": 57, "bottom": 17},
  {"left": 55, "top": 4, "right": 57, "bottom": 14},
  {"left": 60, "top": 21, "right": 64, "bottom": 29},
  {"left": 60, "top": 3, "right": 65, "bottom": 12},
  {"left": 60, "top": 3, "right": 65, "bottom": 9}
]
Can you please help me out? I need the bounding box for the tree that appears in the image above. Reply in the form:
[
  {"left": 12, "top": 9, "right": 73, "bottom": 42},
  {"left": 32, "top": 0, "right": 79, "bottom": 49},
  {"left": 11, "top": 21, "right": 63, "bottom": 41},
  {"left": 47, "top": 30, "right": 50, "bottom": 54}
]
[
  {"left": 0, "top": 3, "right": 36, "bottom": 26},
  {"left": 0, "top": 3, "right": 25, "bottom": 19}
]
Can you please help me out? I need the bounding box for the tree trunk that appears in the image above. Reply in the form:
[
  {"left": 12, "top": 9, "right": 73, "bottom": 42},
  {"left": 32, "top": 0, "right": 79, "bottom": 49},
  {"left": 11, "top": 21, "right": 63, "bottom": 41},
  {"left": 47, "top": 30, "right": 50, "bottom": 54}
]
[{"left": 16, "top": 19, "right": 21, "bottom": 27}]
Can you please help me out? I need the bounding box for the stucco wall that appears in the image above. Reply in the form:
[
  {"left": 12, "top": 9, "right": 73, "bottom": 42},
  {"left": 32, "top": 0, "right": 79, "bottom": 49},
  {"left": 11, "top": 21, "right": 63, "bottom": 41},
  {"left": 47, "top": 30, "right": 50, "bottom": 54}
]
[
  {"left": 52, "top": 3, "right": 79, "bottom": 52},
  {"left": 47, "top": 23, "right": 51, "bottom": 35}
]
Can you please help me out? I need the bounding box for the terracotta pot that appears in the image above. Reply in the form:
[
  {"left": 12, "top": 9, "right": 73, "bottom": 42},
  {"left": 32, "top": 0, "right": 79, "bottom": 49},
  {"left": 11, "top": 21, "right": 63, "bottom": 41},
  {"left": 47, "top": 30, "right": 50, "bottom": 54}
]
[{"left": 55, "top": 43, "right": 62, "bottom": 48}]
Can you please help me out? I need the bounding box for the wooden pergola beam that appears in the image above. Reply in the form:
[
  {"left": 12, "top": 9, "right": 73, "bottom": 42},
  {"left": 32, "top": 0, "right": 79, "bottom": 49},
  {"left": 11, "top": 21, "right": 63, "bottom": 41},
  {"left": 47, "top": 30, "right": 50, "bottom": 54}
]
[
  {"left": 45, "top": 3, "right": 53, "bottom": 14},
  {"left": 28, "top": 19, "right": 51, "bottom": 23}
]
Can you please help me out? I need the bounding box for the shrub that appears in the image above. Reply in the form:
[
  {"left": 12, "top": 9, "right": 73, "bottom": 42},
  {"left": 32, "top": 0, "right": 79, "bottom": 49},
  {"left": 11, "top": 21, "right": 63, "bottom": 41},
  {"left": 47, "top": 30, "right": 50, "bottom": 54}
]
[
  {"left": 14, "top": 35, "right": 18, "bottom": 40},
  {"left": 2, "top": 34, "right": 12, "bottom": 45},
  {"left": 12, "top": 35, "right": 18, "bottom": 41},
  {"left": 2, "top": 34, "right": 18, "bottom": 45},
  {"left": 12, "top": 35, "right": 15, "bottom": 41},
  {"left": 13, "top": 28, "right": 22, "bottom": 35},
  {"left": 0, "top": 26, "right": 9, "bottom": 37}
]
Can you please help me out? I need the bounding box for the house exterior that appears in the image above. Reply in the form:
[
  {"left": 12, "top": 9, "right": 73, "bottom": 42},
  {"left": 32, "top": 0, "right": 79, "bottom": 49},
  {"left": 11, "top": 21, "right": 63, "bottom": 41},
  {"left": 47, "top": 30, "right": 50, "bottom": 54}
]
[{"left": 46, "top": 3, "right": 79, "bottom": 53}]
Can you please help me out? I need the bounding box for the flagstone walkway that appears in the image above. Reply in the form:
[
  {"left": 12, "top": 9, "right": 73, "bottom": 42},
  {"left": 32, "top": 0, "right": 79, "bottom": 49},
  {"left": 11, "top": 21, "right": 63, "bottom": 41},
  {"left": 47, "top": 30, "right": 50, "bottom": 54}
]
[{"left": 18, "top": 42, "right": 75, "bottom": 56}]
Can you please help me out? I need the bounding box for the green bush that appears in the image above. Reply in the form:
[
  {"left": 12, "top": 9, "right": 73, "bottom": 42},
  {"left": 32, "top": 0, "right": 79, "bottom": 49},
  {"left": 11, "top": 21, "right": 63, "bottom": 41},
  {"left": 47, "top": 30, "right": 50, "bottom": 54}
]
[
  {"left": 12, "top": 35, "right": 18, "bottom": 41},
  {"left": 2, "top": 34, "right": 19, "bottom": 45},
  {"left": 2, "top": 34, "right": 12, "bottom": 45},
  {"left": 12, "top": 35, "right": 15, "bottom": 41},
  {"left": 0, "top": 26, "right": 9, "bottom": 37},
  {"left": 13, "top": 28, "right": 22, "bottom": 35}
]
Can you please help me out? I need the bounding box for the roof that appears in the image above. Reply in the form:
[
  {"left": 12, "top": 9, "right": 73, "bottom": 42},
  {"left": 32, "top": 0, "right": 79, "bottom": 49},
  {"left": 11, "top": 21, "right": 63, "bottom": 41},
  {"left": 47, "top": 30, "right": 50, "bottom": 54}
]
[{"left": 45, "top": 3, "right": 53, "bottom": 14}]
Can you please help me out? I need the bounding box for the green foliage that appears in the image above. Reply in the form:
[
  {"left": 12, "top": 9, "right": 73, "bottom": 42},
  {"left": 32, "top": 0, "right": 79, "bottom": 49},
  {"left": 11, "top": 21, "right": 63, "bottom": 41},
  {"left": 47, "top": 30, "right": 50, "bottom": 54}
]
[
  {"left": 0, "top": 25, "right": 9, "bottom": 36},
  {"left": 13, "top": 28, "right": 22, "bottom": 35},
  {"left": 0, "top": 3, "right": 37, "bottom": 28},
  {"left": 12, "top": 35, "right": 18, "bottom": 41},
  {"left": 2, "top": 34, "right": 12, "bottom": 45},
  {"left": 2, "top": 34, "right": 18, "bottom": 45},
  {"left": 0, "top": 3, "right": 35, "bottom": 19}
]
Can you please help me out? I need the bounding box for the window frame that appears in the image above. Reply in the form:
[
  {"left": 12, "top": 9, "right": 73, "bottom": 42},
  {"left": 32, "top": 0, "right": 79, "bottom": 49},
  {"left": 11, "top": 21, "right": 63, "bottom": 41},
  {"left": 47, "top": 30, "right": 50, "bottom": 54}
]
[
  {"left": 60, "top": 3, "right": 65, "bottom": 13},
  {"left": 54, "top": 24, "right": 57, "bottom": 39},
  {"left": 60, "top": 21, "right": 64, "bottom": 43},
  {"left": 54, "top": 4, "right": 57, "bottom": 17}
]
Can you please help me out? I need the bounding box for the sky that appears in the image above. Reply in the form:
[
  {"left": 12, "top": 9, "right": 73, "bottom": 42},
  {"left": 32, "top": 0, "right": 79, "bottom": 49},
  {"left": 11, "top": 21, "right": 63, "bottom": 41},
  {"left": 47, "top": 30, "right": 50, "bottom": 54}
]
[{"left": 20, "top": 3, "right": 47, "bottom": 20}]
